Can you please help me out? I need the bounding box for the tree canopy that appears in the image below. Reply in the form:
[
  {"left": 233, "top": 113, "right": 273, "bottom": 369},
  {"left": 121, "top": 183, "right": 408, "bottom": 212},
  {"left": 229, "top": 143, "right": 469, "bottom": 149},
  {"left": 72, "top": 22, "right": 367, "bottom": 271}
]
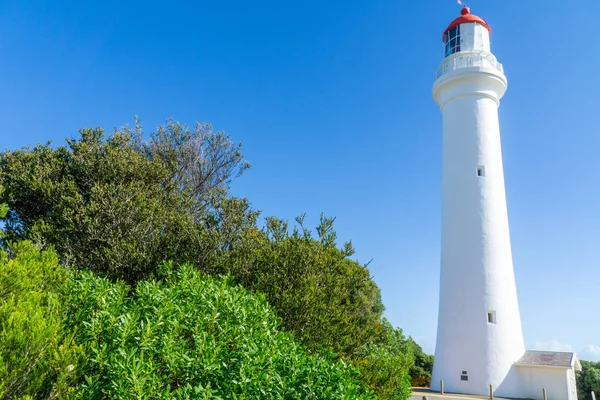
[
  {"left": 578, "top": 360, "right": 600, "bottom": 400},
  {"left": 0, "top": 121, "right": 248, "bottom": 284},
  {"left": 0, "top": 120, "right": 420, "bottom": 399},
  {"left": 0, "top": 123, "right": 389, "bottom": 361}
]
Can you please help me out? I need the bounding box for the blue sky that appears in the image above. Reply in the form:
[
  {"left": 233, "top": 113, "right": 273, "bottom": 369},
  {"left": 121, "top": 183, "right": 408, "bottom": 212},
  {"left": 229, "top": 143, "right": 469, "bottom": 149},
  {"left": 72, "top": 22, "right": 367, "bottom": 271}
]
[{"left": 1, "top": 0, "right": 598, "bottom": 360}]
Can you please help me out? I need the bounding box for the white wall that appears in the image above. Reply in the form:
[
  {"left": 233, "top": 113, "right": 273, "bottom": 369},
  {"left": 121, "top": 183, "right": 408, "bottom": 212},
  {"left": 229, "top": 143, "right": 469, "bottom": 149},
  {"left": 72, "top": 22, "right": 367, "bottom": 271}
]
[
  {"left": 568, "top": 368, "right": 579, "bottom": 400},
  {"left": 517, "top": 366, "right": 571, "bottom": 400},
  {"left": 459, "top": 22, "right": 491, "bottom": 53}
]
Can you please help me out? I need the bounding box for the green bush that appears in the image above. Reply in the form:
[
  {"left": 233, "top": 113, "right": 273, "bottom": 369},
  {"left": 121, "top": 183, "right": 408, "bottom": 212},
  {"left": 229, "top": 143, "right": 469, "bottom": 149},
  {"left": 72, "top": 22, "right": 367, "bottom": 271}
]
[
  {"left": 352, "top": 320, "right": 413, "bottom": 400},
  {"left": 406, "top": 339, "right": 434, "bottom": 387},
  {"left": 577, "top": 360, "right": 600, "bottom": 400},
  {"left": 0, "top": 122, "right": 416, "bottom": 399},
  {"left": 221, "top": 214, "right": 385, "bottom": 361},
  {"left": 60, "top": 263, "right": 374, "bottom": 399},
  {"left": 0, "top": 241, "right": 83, "bottom": 399},
  {"left": 1, "top": 245, "right": 375, "bottom": 399}
]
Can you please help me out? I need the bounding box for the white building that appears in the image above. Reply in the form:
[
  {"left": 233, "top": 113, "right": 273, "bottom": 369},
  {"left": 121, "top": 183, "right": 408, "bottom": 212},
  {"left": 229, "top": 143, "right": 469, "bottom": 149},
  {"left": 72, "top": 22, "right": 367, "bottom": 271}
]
[
  {"left": 429, "top": 7, "right": 581, "bottom": 400},
  {"left": 515, "top": 351, "right": 582, "bottom": 400}
]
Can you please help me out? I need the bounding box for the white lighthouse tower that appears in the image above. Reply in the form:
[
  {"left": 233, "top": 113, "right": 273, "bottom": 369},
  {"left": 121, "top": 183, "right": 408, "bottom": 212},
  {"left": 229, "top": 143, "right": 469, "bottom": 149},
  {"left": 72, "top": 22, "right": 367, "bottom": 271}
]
[{"left": 430, "top": 7, "right": 526, "bottom": 397}]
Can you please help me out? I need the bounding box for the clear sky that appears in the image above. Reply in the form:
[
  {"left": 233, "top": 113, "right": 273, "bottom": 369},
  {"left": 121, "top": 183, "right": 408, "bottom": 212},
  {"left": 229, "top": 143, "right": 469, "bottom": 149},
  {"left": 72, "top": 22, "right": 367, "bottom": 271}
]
[{"left": 1, "top": 0, "right": 598, "bottom": 360}]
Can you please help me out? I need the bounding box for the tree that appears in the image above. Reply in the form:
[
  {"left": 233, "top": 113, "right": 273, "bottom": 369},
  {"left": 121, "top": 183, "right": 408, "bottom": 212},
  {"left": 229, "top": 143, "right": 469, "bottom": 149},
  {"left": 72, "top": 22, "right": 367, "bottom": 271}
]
[
  {"left": 217, "top": 214, "right": 418, "bottom": 399},
  {"left": 0, "top": 121, "right": 248, "bottom": 284},
  {"left": 406, "top": 338, "right": 434, "bottom": 387},
  {"left": 141, "top": 119, "right": 250, "bottom": 215},
  {"left": 221, "top": 214, "right": 385, "bottom": 360},
  {"left": 353, "top": 320, "right": 414, "bottom": 400},
  {"left": 577, "top": 360, "right": 600, "bottom": 400},
  {"left": 1, "top": 129, "right": 389, "bottom": 365},
  {"left": 0, "top": 121, "right": 415, "bottom": 399}
]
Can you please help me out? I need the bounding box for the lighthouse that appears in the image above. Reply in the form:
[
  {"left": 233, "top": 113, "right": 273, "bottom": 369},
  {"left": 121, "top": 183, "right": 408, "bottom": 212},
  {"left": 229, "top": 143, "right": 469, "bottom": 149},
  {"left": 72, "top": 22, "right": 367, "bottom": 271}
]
[
  {"left": 430, "top": 6, "right": 526, "bottom": 397},
  {"left": 428, "top": 7, "right": 583, "bottom": 399}
]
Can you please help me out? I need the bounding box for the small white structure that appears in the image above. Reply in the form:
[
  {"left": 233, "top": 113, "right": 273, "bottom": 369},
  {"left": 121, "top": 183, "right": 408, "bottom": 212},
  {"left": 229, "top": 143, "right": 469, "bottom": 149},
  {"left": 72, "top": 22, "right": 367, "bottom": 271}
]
[
  {"left": 515, "top": 351, "right": 582, "bottom": 400},
  {"left": 429, "top": 7, "right": 580, "bottom": 400}
]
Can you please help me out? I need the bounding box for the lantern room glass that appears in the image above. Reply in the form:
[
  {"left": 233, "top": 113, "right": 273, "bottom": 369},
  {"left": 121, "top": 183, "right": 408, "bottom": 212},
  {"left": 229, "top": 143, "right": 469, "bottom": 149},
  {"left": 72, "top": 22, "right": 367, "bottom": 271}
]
[{"left": 445, "top": 25, "right": 461, "bottom": 57}]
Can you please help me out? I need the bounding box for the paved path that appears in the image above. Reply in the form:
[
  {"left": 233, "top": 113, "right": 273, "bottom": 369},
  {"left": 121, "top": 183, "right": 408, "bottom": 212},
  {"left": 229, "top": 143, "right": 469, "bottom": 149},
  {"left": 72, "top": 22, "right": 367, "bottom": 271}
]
[{"left": 410, "top": 388, "right": 516, "bottom": 400}]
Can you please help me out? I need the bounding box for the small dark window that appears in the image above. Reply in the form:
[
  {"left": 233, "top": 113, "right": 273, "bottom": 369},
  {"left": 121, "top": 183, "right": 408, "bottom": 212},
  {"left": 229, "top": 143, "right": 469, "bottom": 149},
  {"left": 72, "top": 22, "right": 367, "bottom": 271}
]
[
  {"left": 462, "top": 371, "right": 467, "bottom": 375},
  {"left": 488, "top": 311, "right": 497, "bottom": 324},
  {"left": 477, "top": 166, "right": 486, "bottom": 177},
  {"left": 461, "top": 375, "right": 468, "bottom": 381}
]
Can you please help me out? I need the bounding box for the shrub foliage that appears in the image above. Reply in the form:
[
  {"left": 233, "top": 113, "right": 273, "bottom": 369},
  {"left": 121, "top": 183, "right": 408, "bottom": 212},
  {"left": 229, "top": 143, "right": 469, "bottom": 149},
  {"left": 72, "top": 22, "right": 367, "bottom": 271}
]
[
  {"left": 221, "top": 214, "right": 385, "bottom": 359},
  {"left": 406, "top": 339, "right": 434, "bottom": 388},
  {"left": 353, "top": 320, "right": 414, "bottom": 399},
  {"left": 0, "top": 243, "right": 375, "bottom": 399},
  {"left": 0, "top": 121, "right": 417, "bottom": 399},
  {"left": 577, "top": 360, "right": 600, "bottom": 400},
  {"left": 61, "top": 264, "right": 374, "bottom": 399},
  {"left": 0, "top": 241, "right": 83, "bottom": 399}
]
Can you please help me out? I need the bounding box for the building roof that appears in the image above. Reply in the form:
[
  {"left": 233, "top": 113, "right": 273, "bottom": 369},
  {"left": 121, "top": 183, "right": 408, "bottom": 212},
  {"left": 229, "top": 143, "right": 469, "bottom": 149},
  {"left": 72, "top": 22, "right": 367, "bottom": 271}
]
[
  {"left": 443, "top": 7, "right": 491, "bottom": 42},
  {"left": 514, "top": 350, "right": 583, "bottom": 370}
]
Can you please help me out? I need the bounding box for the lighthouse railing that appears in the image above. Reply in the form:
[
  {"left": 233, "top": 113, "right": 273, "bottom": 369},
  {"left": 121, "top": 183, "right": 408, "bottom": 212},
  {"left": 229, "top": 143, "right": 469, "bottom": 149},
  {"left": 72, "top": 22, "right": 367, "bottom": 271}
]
[{"left": 434, "top": 52, "right": 504, "bottom": 81}]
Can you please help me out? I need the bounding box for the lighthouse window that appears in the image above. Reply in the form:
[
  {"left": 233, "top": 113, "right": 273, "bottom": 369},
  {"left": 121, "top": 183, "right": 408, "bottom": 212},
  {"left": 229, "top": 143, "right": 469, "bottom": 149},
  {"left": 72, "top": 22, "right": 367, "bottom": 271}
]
[
  {"left": 445, "top": 25, "right": 461, "bottom": 57},
  {"left": 477, "top": 166, "right": 486, "bottom": 177},
  {"left": 488, "top": 310, "right": 497, "bottom": 324}
]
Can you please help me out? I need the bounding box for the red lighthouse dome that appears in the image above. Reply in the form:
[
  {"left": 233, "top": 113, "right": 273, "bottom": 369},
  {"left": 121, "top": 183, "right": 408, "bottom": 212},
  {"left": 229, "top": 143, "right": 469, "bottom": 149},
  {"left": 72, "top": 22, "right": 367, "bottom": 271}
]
[{"left": 442, "top": 6, "right": 491, "bottom": 42}]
